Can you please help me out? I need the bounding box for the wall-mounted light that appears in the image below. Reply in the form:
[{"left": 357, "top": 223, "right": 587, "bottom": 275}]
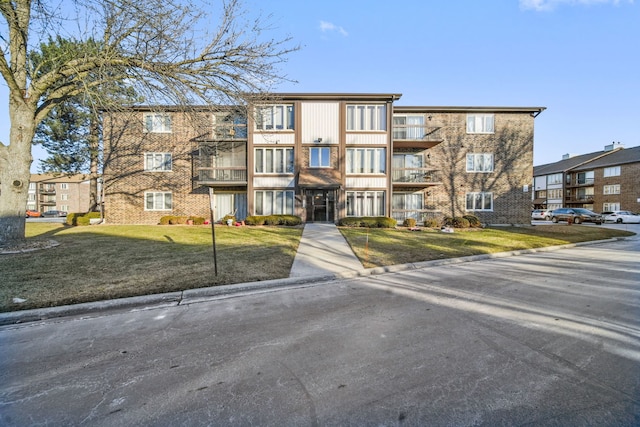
[{"left": 317, "top": 137, "right": 323, "bottom": 143}]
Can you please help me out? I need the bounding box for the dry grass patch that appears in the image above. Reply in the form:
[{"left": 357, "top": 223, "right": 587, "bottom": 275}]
[
  {"left": 1, "top": 223, "right": 302, "bottom": 312},
  {"left": 340, "top": 225, "right": 634, "bottom": 269}
]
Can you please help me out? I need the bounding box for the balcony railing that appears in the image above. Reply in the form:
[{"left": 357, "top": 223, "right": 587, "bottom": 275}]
[
  {"left": 566, "top": 178, "right": 594, "bottom": 187},
  {"left": 392, "top": 208, "right": 442, "bottom": 224},
  {"left": 196, "top": 167, "right": 247, "bottom": 185},
  {"left": 392, "top": 169, "right": 441, "bottom": 184}
]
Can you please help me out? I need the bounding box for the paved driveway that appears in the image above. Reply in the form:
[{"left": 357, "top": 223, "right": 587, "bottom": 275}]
[{"left": 1, "top": 229, "right": 639, "bottom": 426}]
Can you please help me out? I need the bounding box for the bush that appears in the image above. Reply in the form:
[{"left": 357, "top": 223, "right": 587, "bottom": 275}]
[
  {"left": 245, "top": 215, "right": 265, "bottom": 226},
  {"left": 337, "top": 216, "right": 396, "bottom": 228},
  {"left": 67, "top": 212, "right": 101, "bottom": 226},
  {"left": 423, "top": 218, "right": 440, "bottom": 228},
  {"left": 159, "top": 215, "right": 173, "bottom": 225},
  {"left": 452, "top": 217, "right": 471, "bottom": 228},
  {"left": 244, "top": 215, "right": 302, "bottom": 226},
  {"left": 221, "top": 214, "right": 236, "bottom": 225},
  {"left": 403, "top": 218, "right": 417, "bottom": 228},
  {"left": 189, "top": 216, "right": 206, "bottom": 225},
  {"left": 463, "top": 214, "right": 482, "bottom": 228}
]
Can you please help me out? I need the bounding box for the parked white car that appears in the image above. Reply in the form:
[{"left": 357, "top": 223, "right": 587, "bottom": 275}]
[
  {"left": 602, "top": 211, "right": 640, "bottom": 224},
  {"left": 531, "top": 209, "right": 552, "bottom": 220}
]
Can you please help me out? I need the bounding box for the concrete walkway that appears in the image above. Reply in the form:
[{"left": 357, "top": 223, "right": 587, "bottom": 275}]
[{"left": 289, "top": 223, "right": 364, "bottom": 277}]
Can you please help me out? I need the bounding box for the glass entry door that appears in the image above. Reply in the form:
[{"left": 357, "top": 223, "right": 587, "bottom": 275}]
[{"left": 306, "top": 189, "right": 335, "bottom": 222}]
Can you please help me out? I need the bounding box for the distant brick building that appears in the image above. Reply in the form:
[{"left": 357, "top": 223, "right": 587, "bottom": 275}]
[
  {"left": 102, "top": 94, "right": 545, "bottom": 225},
  {"left": 27, "top": 174, "right": 94, "bottom": 214},
  {"left": 533, "top": 143, "right": 640, "bottom": 213}
]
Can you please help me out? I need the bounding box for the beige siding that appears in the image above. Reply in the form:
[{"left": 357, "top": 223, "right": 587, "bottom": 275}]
[{"left": 301, "top": 102, "right": 340, "bottom": 144}]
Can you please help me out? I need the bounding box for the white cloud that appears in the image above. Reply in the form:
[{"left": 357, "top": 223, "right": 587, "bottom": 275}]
[
  {"left": 319, "top": 20, "right": 348, "bottom": 37},
  {"left": 520, "top": 0, "right": 634, "bottom": 11}
]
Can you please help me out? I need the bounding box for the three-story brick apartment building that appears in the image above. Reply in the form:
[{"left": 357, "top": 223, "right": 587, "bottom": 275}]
[
  {"left": 533, "top": 143, "right": 640, "bottom": 213},
  {"left": 102, "top": 94, "right": 544, "bottom": 225}
]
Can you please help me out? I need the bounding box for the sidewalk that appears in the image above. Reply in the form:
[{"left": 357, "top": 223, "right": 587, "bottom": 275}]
[{"left": 289, "top": 223, "right": 364, "bottom": 277}]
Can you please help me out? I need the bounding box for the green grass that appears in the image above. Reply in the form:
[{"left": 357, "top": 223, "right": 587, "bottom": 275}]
[
  {"left": 1, "top": 223, "right": 634, "bottom": 313},
  {"left": 340, "top": 225, "right": 635, "bottom": 269}
]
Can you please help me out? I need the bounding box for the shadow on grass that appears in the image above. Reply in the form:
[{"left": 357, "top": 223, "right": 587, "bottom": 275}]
[{"left": 1, "top": 224, "right": 303, "bottom": 312}]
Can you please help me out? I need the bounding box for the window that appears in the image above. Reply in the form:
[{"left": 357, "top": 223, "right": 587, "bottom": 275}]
[
  {"left": 466, "top": 153, "right": 494, "bottom": 172},
  {"left": 346, "top": 191, "right": 385, "bottom": 217},
  {"left": 144, "top": 113, "right": 172, "bottom": 133},
  {"left": 255, "top": 190, "right": 294, "bottom": 215},
  {"left": 547, "top": 173, "right": 563, "bottom": 185},
  {"left": 466, "top": 192, "right": 493, "bottom": 211},
  {"left": 145, "top": 153, "right": 172, "bottom": 172},
  {"left": 576, "top": 171, "right": 594, "bottom": 185},
  {"left": 60, "top": 205, "right": 69, "bottom": 212},
  {"left": 603, "top": 202, "right": 620, "bottom": 211},
  {"left": 393, "top": 115, "right": 424, "bottom": 139},
  {"left": 392, "top": 193, "right": 423, "bottom": 221},
  {"left": 310, "top": 147, "right": 331, "bottom": 168},
  {"left": 60, "top": 183, "right": 68, "bottom": 190},
  {"left": 603, "top": 184, "right": 620, "bottom": 195},
  {"left": 466, "top": 114, "right": 494, "bottom": 134},
  {"left": 603, "top": 166, "right": 621, "bottom": 177},
  {"left": 547, "top": 189, "right": 563, "bottom": 199},
  {"left": 255, "top": 148, "right": 294, "bottom": 173},
  {"left": 29, "top": 183, "right": 36, "bottom": 190},
  {"left": 346, "top": 148, "right": 386, "bottom": 174},
  {"left": 60, "top": 193, "right": 69, "bottom": 201},
  {"left": 145, "top": 192, "right": 172, "bottom": 211},
  {"left": 255, "top": 105, "right": 294, "bottom": 130},
  {"left": 346, "top": 104, "right": 387, "bottom": 131}
]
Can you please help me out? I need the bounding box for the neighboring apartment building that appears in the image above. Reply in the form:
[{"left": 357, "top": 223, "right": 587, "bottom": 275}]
[
  {"left": 27, "top": 174, "right": 94, "bottom": 214},
  {"left": 533, "top": 143, "right": 640, "bottom": 213},
  {"left": 102, "top": 94, "right": 544, "bottom": 225}
]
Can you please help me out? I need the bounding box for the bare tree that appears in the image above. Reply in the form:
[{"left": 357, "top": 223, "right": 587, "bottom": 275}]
[{"left": 0, "top": 0, "right": 298, "bottom": 246}]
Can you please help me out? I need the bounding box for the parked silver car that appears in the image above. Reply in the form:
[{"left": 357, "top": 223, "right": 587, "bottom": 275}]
[
  {"left": 531, "top": 209, "right": 552, "bottom": 220},
  {"left": 550, "top": 208, "right": 602, "bottom": 225}
]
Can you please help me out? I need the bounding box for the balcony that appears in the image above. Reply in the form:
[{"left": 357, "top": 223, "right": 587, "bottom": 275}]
[
  {"left": 40, "top": 199, "right": 56, "bottom": 206},
  {"left": 195, "top": 166, "right": 247, "bottom": 186},
  {"left": 392, "top": 169, "right": 442, "bottom": 186},
  {"left": 566, "top": 178, "right": 594, "bottom": 188},
  {"left": 392, "top": 125, "right": 443, "bottom": 149},
  {"left": 39, "top": 187, "right": 56, "bottom": 195},
  {"left": 392, "top": 208, "right": 442, "bottom": 224}
]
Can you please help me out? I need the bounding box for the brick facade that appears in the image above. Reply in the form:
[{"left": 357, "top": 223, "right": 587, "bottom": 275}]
[{"left": 103, "top": 96, "right": 544, "bottom": 225}]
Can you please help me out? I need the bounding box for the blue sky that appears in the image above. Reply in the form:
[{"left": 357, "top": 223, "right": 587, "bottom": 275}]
[{"left": 2, "top": 0, "right": 638, "bottom": 171}]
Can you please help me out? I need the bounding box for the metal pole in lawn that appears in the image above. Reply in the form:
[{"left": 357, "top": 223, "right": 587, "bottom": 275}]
[{"left": 208, "top": 187, "right": 218, "bottom": 276}]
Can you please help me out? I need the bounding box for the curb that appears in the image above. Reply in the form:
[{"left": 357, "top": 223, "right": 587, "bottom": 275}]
[{"left": 0, "top": 237, "right": 624, "bottom": 327}]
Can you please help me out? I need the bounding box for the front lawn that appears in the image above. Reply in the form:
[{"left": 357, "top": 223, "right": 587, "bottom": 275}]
[
  {"left": 0, "top": 223, "right": 303, "bottom": 312},
  {"left": 339, "top": 225, "right": 634, "bottom": 268}
]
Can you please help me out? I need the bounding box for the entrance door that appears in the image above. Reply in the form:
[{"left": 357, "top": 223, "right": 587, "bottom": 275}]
[{"left": 306, "top": 189, "right": 335, "bottom": 222}]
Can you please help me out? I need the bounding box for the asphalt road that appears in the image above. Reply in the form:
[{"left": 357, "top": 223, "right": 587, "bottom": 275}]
[{"left": 1, "top": 225, "right": 639, "bottom": 426}]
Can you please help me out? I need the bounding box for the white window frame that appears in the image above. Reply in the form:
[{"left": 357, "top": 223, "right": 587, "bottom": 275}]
[
  {"left": 143, "top": 113, "right": 172, "bottom": 133},
  {"left": 60, "top": 183, "right": 69, "bottom": 190},
  {"left": 466, "top": 153, "right": 494, "bottom": 172},
  {"left": 466, "top": 114, "right": 494, "bottom": 134},
  {"left": 603, "top": 166, "right": 621, "bottom": 177},
  {"left": 60, "top": 205, "right": 69, "bottom": 212},
  {"left": 346, "top": 148, "right": 386, "bottom": 174},
  {"left": 346, "top": 191, "right": 386, "bottom": 217},
  {"left": 144, "top": 153, "right": 173, "bottom": 172},
  {"left": 393, "top": 115, "right": 424, "bottom": 140},
  {"left": 465, "top": 192, "right": 493, "bottom": 211},
  {"left": 255, "top": 105, "right": 295, "bottom": 131},
  {"left": 254, "top": 190, "right": 294, "bottom": 215},
  {"left": 346, "top": 104, "right": 387, "bottom": 131},
  {"left": 603, "top": 184, "right": 620, "bottom": 195},
  {"left": 145, "top": 192, "right": 173, "bottom": 211},
  {"left": 547, "top": 173, "right": 563, "bottom": 185},
  {"left": 603, "top": 202, "right": 620, "bottom": 211},
  {"left": 310, "top": 147, "right": 331, "bottom": 168},
  {"left": 254, "top": 148, "right": 294, "bottom": 174}
]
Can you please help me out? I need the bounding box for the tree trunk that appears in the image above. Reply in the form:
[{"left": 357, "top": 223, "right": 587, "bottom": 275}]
[
  {"left": 88, "top": 113, "right": 100, "bottom": 212},
  {"left": 0, "top": 104, "right": 36, "bottom": 246}
]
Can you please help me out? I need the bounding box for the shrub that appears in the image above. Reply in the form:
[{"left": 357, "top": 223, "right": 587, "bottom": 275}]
[
  {"left": 338, "top": 216, "right": 396, "bottom": 228},
  {"left": 67, "top": 212, "right": 101, "bottom": 226},
  {"left": 423, "top": 218, "right": 440, "bottom": 228},
  {"left": 244, "top": 215, "right": 302, "bottom": 226},
  {"left": 159, "top": 215, "right": 174, "bottom": 225},
  {"left": 169, "top": 216, "right": 188, "bottom": 225},
  {"left": 221, "top": 214, "right": 236, "bottom": 225},
  {"left": 189, "top": 216, "right": 206, "bottom": 225},
  {"left": 245, "top": 215, "right": 265, "bottom": 226},
  {"left": 451, "top": 217, "right": 471, "bottom": 228},
  {"left": 403, "top": 218, "right": 417, "bottom": 228},
  {"left": 463, "top": 214, "right": 482, "bottom": 228}
]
